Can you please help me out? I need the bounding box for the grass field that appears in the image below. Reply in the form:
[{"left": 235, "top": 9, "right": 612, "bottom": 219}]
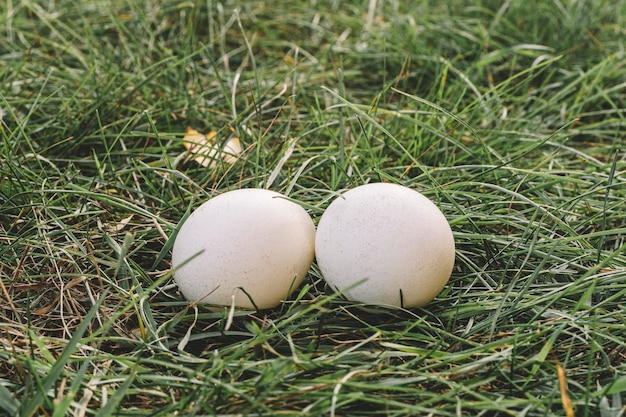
[{"left": 1, "top": 0, "right": 626, "bottom": 416}]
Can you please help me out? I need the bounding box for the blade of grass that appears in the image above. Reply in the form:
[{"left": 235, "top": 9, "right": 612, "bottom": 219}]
[{"left": 20, "top": 291, "right": 108, "bottom": 417}]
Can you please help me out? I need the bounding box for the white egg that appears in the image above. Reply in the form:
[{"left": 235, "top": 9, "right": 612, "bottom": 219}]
[
  {"left": 171, "top": 189, "right": 316, "bottom": 310},
  {"left": 315, "top": 183, "right": 455, "bottom": 308}
]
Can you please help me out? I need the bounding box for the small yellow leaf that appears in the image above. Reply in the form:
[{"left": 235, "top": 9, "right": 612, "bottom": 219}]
[
  {"left": 182, "top": 127, "right": 209, "bottom": 151},
  {"left": 222, "top": 136, "right": 242, "bottom": 164},
  {"left": 183, "top": 127, "right": 241, "bottom": 168},
  {"left": 557, "top": 362, "right": 575, "bottom": 417}
]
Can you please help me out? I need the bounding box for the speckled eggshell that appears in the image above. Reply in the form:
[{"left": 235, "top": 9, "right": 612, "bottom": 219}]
[
  {"left": 315, "top": 183, "right": 455, "bottom": 308},
  {"left": 171, "top": 189, "right": 316, "bottom": 310}
]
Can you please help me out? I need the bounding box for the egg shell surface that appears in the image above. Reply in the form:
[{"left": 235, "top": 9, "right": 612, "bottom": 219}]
[
  {"left": 171, "top": 189, "right": 316, "bottom": 310},
  {"left": 315, "top": 183, "right": 455, "bottom": 308}
]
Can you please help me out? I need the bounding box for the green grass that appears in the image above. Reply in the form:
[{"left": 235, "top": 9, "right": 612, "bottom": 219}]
[{"left": 1, "top": 0, "right": 626, "bottom": 415}]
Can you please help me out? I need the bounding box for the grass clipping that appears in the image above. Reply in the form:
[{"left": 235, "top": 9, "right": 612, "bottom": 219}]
[{"left": 183, "top": 127, "right": 241, "bottom": 168}]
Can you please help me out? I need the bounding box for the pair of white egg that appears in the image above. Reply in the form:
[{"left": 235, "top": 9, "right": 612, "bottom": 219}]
[{"left": 171, "top": 183, "right": 455, "bottom": 310}]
